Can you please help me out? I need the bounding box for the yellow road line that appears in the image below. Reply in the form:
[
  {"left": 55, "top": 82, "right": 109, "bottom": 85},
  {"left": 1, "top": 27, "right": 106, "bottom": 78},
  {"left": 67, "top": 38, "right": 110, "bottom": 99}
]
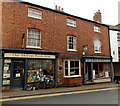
[{"left": 1, "top": 87, "right": 119, "bottom": 102}]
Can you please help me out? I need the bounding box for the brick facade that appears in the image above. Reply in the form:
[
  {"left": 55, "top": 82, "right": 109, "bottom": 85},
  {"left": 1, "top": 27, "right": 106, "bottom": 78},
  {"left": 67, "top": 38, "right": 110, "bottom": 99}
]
[{"left": 1, "top": 2, "right": 111, "bottom": 87}]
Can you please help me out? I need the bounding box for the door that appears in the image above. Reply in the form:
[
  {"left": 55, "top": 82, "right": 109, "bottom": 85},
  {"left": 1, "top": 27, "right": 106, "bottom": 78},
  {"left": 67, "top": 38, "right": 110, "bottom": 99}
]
[
  {"left": 11, "top": 60, "right": 24, "bottom": 89},
  {"left": 85, "top": 63, "right": 91, "bottom": 81}
]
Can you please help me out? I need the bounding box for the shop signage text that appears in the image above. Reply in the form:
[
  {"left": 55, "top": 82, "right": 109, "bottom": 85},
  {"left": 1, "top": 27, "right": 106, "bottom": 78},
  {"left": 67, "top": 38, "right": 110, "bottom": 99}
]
[
  {"left": 4, "top": 53, "right": 56, "bottom": 59},
  {"left": 85, "top": 59, "right": 111, "bottom": 62}
]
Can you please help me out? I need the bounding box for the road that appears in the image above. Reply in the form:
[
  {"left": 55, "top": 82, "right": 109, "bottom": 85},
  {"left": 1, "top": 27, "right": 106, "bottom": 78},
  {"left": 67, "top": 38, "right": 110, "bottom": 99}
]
[{"left": 2, "top": 87, "right": 120, "bottom": 105}]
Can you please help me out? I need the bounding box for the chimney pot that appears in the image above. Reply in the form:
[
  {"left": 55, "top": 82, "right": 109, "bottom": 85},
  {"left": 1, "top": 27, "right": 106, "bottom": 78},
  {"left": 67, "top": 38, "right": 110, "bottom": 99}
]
[{"left": 93, "top": 10, "right": 102, "bottom": 23}]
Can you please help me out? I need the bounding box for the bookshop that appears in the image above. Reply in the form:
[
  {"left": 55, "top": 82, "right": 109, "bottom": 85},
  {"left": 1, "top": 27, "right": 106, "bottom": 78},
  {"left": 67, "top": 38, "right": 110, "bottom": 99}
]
[{"left": 2, "top": 48, "right": 59, "bottom": 91}]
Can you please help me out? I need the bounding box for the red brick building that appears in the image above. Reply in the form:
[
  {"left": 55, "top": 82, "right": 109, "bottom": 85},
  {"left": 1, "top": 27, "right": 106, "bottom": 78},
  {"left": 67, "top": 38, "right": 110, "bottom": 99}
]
[{"left": 1, "top": 1, "right": 113, "bottom": 91}]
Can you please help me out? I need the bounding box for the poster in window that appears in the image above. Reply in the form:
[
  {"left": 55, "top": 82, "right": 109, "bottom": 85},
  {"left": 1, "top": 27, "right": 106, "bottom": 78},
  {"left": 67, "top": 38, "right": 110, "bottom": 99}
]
[
  {"left": 3, "top": 74, "right": 10, "bottom": 78},
  {"left": 16, "top": 73, "right": 21, "bottom": 77},
  {"left": 105, "top": 71, "right": 109, "bottom": 77},
  {"left": 93, "top": 70, "right": 95, "bottom": 79}
]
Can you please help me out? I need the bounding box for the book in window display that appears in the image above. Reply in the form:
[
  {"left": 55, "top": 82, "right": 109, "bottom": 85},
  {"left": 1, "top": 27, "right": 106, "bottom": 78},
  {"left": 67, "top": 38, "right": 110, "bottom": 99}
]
[{"left": 3, "top": 59, "right": 11, "bottom": 85}]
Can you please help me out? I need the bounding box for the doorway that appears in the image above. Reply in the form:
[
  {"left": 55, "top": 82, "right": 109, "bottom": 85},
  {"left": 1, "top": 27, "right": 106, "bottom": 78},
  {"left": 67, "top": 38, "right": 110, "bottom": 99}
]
[
  {"left": 11, "top": 60, "right": 24, "bottom": 89},
  {"left": 85, "top": 63, "right": 92, "bottom": 81}
]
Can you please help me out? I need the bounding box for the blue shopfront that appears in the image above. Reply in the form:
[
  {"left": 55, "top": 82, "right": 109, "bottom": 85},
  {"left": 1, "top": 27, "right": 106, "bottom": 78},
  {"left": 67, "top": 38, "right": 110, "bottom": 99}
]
[{"left": 83, "top": 56, "right": 113, "bottom": 84}]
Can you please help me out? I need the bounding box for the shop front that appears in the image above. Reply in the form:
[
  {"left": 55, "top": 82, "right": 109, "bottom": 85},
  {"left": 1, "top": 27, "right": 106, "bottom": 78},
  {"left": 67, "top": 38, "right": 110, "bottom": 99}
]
[
  {"left": 2, "top": 48, "right": 59, "bottom": 91},
  {"left": 83, "top": 56, "right": 113, "bottom": 84}
]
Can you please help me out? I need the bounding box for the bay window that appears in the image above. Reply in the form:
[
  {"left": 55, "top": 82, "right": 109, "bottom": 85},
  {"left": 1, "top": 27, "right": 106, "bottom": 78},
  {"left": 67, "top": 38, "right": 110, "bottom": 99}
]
[{"left": 64, "top": 60, "right": 81, "bottom": 77}]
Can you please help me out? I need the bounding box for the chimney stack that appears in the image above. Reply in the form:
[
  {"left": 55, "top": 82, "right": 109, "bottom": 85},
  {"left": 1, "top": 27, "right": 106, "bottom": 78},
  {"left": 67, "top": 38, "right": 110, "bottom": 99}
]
[
  {"left": 55, "top": 5, "right": 64, "bottom": 12},
  {"left": 93, "top": 10, "right": 102, "bottom": 23}
]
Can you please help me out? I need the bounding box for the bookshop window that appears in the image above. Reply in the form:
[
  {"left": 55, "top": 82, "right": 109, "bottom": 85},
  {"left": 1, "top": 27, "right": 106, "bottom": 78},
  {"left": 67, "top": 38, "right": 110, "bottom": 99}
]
[
  {"left": 27, "top": 60, "right": 54, "bottom": 82},
  {"left": 93, "top": 63, "right": 110, "bottom": 79},
  {"left": 2, "top": 59, "right": 11, "bottom": 85}
]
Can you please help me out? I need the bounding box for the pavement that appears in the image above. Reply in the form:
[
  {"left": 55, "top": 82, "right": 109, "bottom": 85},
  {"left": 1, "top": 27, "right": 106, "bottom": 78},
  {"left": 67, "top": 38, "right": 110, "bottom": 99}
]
[{"left": 2, "top": 82, "right": 120, "bottom": 99}]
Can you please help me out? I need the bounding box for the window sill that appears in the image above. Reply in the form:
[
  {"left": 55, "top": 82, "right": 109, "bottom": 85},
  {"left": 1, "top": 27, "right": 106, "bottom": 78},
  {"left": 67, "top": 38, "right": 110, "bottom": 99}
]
[
  {"left": 67, "top": 49, "right": 77, "bottom": 52},
  {"left": 26, "top": 46, "right": 42, "bottom": 49},
  {"left": 67, "top": 24, "right": 76, "bottom": 28},
  {"left": 94, "top": 31, "right": 101, "bottom": 33},
  {"left": 94, "top": 52, "right": 101, "bottom": 54},
  {"left": 28, "top": 16, "right": 42, "bottom": 20},
  {"left": 64, "top": 75, "right": 81, "bottom": 78}
]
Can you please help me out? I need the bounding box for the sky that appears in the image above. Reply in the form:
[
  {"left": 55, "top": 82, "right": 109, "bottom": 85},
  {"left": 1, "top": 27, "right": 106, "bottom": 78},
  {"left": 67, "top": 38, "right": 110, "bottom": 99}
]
[{"left": 23, "top": 0, "right": 120, "bottom": 25}]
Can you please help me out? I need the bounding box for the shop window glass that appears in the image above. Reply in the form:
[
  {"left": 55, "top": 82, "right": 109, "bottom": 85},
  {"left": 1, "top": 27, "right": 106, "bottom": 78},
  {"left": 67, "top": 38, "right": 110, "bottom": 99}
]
[
  {"left": 2, "top": 59, "right": 11, "bottom": 85},
  {"left": 65, "top": 61, "right": 68, "bottom": 76},
  {"left": 64, "top": 60, "right": 80, "bottom": 77},
  {"left": 93, "top": 63, "right": 110, "bottom": 79},
  {"left": 27, "top": 60, "right": 54, "bottom": 83}
]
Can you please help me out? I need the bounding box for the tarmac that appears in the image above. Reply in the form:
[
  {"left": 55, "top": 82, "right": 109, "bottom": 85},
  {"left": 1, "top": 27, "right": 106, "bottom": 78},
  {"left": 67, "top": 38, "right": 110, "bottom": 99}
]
[{"left": 2, "top": 82, "right": 120, "bottom": 99}]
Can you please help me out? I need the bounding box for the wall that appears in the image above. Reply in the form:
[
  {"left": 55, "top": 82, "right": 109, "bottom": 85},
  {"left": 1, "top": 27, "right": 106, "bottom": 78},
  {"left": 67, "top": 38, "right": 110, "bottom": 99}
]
[
  {"left": 2, "top": 2, "right": 110, "bottom": 57},
  {"left": 110, "top": 30, "right": 119, "bottom": 62},
  {"left": 2, "top": 2, "right": 111, "bottom": 86}
]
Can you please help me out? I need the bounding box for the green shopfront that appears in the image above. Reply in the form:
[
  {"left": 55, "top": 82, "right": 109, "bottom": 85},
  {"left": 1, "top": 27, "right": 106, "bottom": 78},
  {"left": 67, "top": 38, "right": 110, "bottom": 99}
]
[
  {"left": 1, "top": 48, "right": 59, "bottom": 91},
  {"left": 83, "top": 56, "right": 113, "bottom": 84}
]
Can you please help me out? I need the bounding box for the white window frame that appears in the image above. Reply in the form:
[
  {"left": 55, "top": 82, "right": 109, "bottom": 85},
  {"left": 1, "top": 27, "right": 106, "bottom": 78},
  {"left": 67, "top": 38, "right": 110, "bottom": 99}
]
[
  {"left": 67, "top": 18, "right": 76, "bottom": 27},
  {"left": 67, "top": 35, "right": 77, "bottom": 51},
  {"left": 94, "top": 26, "right": 100, "bottom": 33},
  {"left": 26, "top": 29, "right": 42, "bottom": 49},
  {"left": 28, "top": 8, "right": 42, "bottom": 19},
  {"left": 64, "top": 59, "right": 81, "bottom": 78},
  {"left": 94, "top": 39, "right": 101, "bottom": 53}
]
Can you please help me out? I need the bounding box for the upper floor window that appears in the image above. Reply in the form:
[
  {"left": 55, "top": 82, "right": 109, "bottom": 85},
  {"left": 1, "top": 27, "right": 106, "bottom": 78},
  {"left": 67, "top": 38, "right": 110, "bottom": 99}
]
[
  {"left": 27, "top": 29, "right": 41, "bottom": 48},
  {"left": 94, "top": 39, "right": 101, "bottom": 53},
  {"left": 67, "top": 18, "right": 76, "bottom": 27},
  {"left": 67, "top": 35, "right": 76, "bottom": 51},
  {"left": 117, "top": 33, "right": 120, "bottom": 41},
  {"left": 94, "top": 26, "right": 100, "bottom": 32},
  {"left": 28, "top": 8, "right": 42, "bottom": 19}
]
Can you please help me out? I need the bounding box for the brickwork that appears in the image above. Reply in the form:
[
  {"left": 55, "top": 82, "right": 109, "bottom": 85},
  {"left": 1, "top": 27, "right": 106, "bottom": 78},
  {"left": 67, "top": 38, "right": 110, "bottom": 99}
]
[{"left": 1, "top": 2, "right": 111, "bottom": 87}]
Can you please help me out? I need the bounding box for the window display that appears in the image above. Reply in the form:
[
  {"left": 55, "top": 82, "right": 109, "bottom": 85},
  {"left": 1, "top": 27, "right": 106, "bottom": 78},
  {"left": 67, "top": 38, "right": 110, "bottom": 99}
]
[
  {"left": 2, "top": 59, "right": 11, "bottom": 85},
  {"left": 93, "top": 63, "right": 110, "bottom": 79},
  {"left": 27, "top": 60, "right": 54, "bottom": 83}
]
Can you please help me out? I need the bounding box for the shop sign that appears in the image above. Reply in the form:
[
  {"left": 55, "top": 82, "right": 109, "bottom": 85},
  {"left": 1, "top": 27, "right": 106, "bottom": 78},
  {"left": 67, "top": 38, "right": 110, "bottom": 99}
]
[
  {"left": 85, "top": 59, "right": 111, "bottom": 62},
  {"left": 4, "top": 53, "right": 56, "bottom": 59}
]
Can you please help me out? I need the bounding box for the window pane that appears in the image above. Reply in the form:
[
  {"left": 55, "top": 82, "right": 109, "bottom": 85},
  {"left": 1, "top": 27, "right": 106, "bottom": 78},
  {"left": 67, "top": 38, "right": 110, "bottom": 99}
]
[
  {"left": 65, "top": 69, "right": 68, "bottom": 76},
  {"left": 65, "top": 61, "right": 68, "bottom": 69},
  {"left": 70, "top": 61, "right": 79, "bottom": 76},
  {"left": 75, "top": 69, "right": 79, "bottom": 75},
  {"left": 75, "top": 61, "right": 79, "bottom": 67},
  {"left": 67, "top": 35, "right": 76, "bottom": 50},
  {"left": 70, "top": 69, "right": 75, "bottom": 76},
  {"left": 27, "top": 29, "right": 41, "bottom": 47},
  {"left": 70, "top": 61, "right": 74, "bottom": 68},
  {"left": 28, "top": 8, "right": 42, "bottom": 19}
]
